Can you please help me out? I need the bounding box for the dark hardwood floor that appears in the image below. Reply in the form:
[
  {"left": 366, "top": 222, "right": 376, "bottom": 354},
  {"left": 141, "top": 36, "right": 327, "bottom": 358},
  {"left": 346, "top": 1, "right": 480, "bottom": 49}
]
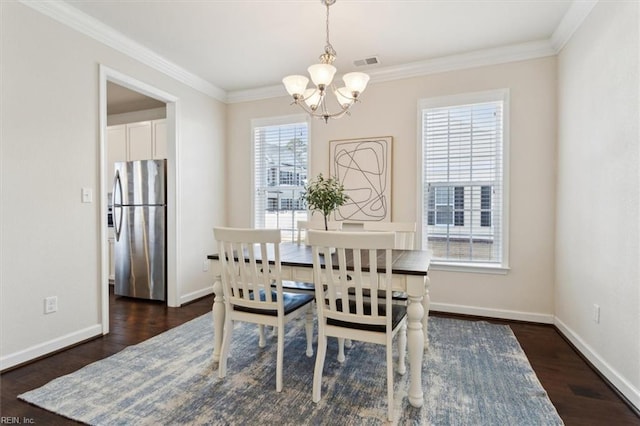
[{"left": 2, "top": 292, "right": 638, "bottom": 425}]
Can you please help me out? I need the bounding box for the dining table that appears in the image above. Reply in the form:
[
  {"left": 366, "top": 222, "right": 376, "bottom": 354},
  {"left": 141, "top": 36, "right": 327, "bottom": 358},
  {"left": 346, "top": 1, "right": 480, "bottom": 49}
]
[{"left": 207, "top": 242, "right": 431, "bottom": 408}]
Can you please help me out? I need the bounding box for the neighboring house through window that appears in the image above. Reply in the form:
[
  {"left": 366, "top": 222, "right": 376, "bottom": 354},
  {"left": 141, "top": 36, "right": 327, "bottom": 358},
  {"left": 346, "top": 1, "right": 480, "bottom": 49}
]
[
  {"left": 419, "top": 89, "right": 509, "bottom": 270},
  {"left": 253, "top": 115, "right": 309, "bottom": 242}
]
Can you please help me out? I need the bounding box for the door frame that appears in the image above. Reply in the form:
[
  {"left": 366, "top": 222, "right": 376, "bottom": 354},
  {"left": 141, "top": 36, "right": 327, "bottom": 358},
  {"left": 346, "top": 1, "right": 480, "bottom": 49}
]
[{"left": 99, "top": 65, "right": 180, "bottom": 334}]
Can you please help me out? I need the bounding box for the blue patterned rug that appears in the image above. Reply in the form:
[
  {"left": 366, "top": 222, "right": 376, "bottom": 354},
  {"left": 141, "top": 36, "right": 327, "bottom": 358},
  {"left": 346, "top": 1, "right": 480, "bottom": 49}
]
[{"left": 19, "top": 315, "right": 563, "bottom": 425}]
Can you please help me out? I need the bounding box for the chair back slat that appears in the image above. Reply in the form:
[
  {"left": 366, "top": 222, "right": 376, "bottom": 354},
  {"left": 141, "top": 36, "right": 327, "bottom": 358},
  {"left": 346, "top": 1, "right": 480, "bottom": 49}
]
[
  {"left": 368, "top": 248, "right": 379, "bottom": 316},
  {"left": 351, "top": 248, "right": 363, "bottom": 316},
  {"left": 309, "top": 230, "right": 394, "bottom": 328}
]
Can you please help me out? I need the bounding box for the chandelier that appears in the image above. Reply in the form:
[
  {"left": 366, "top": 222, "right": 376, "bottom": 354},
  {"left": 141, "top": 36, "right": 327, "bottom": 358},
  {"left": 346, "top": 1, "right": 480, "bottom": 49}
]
[{"left": 282, "top": 0, "right": 370, "bottom": 123}]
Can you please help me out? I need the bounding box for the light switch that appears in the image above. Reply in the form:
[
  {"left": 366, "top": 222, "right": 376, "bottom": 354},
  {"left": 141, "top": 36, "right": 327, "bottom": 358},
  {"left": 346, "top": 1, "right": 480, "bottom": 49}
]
[{"left": 81, "top": 187, "right": 93, "bottom": 203}]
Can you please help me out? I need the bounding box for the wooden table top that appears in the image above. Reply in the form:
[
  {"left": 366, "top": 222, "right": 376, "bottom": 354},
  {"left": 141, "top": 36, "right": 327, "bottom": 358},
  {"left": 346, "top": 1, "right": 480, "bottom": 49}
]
[{"left": 208, "top": 242, "right": 430, "bottom": 276}]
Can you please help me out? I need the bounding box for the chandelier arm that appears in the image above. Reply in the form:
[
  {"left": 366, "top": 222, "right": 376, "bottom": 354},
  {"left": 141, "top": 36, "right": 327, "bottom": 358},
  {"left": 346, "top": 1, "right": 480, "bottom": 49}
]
[
  {"left": 290, "top": 99, "right": 350, "bottom": 121},
  {"left": 291, "top": 101, "right": 315, "bottom": 115},
  {"left": 294, "top": 102, "right": 350, "bottom": 121},
  {"left": 335, "top": 86, "right": 361, "bottom": 102}
]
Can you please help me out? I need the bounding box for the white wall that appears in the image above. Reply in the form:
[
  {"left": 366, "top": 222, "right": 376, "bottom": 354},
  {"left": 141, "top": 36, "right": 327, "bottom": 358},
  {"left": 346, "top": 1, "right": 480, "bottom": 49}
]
[
  {"left": 556, "top": 0, "right": 640, "bottom": 408},
  {"left": 0, "top": 1, "right": 225, "bottom": 368},
  {"left": 227, "top": 56, "right": 558, "bottom": 322}
]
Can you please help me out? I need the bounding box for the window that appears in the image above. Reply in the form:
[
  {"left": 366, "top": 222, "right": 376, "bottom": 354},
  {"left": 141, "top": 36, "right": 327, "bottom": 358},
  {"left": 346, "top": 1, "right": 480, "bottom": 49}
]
[
  {"left": 253, "top": 116, "right": 309, "bottom": 242},
  {"left": 419, "top": 90, "right": 509, "bottom": 269},
  {"left": 428, "top": 186, "right": 465, "bottom": 226}
]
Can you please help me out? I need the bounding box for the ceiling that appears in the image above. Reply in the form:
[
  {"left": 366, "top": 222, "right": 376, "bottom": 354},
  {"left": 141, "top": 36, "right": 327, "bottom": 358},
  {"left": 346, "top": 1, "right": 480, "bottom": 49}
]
[
  {"left": 65, "top": 0, "right": 577, "bottom": 102},
  {"left": 107, "top": 82, "right": 165, "bottom": 115}
]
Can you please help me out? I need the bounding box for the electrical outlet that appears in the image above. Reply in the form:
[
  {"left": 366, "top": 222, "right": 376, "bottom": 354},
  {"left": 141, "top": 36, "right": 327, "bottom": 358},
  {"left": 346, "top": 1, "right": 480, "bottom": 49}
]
[
  {"left": 593, "top": 304, "right": 600, "bottom": 323},
  {"left": 202, "top": 259, "right": 210, "bottom": 272},
  {"left": 45, "top": 296, "right": 58, "bottom": 314}
]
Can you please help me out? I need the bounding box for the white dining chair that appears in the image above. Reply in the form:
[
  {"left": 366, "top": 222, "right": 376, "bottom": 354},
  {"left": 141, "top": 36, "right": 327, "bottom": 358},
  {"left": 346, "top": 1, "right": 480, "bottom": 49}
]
[
  {"left": 296, "top": 219, "right": 343, "bottom": 244},
  {"left": 213, "top": 227, "right": 314, "bottom": 392},
  {"left": 308, "top": 230, "right": 407, "bottom": 422},
  {"left": 362, "top": 221, "right": 416, "bottom": 249}
]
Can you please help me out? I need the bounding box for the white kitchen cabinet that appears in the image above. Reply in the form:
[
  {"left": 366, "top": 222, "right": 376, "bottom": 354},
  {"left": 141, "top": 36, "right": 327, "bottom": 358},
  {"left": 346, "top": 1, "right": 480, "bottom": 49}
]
[
  {"left": 127, "top": 121, "right": 154, "bottom": 161},
  {"left": 107, "top": 119, "right": 167, "bottom": 183}
]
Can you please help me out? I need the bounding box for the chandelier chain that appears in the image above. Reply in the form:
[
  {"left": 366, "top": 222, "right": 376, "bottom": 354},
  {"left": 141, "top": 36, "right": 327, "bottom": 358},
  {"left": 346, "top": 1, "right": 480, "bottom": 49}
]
[{"left": 322, "top": 0, "right": 336, "bottom": 63}]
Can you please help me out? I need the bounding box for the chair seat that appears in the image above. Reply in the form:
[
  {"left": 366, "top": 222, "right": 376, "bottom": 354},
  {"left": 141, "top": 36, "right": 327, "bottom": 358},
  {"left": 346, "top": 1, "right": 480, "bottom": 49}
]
[
  {"left": 234, "top": 289, "right": 314, "bottom": 316},
  {"left": 327, "top": 300, "right": 406, "bottom": 333}
]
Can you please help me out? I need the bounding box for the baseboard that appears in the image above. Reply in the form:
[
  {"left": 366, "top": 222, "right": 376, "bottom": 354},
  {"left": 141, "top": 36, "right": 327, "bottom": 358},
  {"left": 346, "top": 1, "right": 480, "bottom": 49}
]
[
  {"left": 179, "top": 286, "right": 214, "bottom": 306},
  {"left": 429, "top": 302, "right": 555, "bottom": 324},
  {"left": 0, "top": 324, "right": 103, "bottom": 372},
  {"left": 554, "top": 317, "right": 640, "bottom": 412}
]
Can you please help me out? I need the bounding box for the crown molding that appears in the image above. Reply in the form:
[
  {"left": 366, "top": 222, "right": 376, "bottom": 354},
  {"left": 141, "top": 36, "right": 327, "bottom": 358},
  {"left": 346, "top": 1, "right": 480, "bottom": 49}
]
[
  {"left": 19, "top": 0, "right": 227, "bottom": 103},
  {"left": 227, "top": 84, "right": 288, "bottom": 104},
  {"left": 368, "top": 39, "right": 556, "bottom": 84},
  {"left": 227, "top": 39, "right": 556, "bottom": 104},
  {"left": 550, "top": 0, "right": 598, "bottom": 52}
]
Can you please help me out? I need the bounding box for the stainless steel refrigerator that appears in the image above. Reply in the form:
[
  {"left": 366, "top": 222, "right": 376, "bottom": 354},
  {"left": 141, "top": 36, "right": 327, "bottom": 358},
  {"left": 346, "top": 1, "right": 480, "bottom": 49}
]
[{"left": 112, "top": 159, "right": 167, "bottom": 301}]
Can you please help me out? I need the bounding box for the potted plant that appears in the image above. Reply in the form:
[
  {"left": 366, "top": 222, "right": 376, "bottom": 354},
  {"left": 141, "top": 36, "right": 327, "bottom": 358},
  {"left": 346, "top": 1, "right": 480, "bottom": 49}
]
[{"left": 301, "top": 173, "right": 349, "bottom": 230}]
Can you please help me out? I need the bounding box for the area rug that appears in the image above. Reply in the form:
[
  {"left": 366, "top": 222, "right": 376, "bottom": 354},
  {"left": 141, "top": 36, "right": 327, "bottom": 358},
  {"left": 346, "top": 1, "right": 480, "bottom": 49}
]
[{"left": 19, "top": 315, "right": 563, "bottom": 425}]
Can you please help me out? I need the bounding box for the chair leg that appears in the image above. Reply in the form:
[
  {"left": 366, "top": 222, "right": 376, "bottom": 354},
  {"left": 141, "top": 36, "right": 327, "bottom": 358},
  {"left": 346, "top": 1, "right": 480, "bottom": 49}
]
[
  {"left": 344, "top": 338, "right": 353, "bottom": 348},
  {"left": 276, "top": 322, "right": 284, "bottom": 392},
  {"left": 337, "top": 338, "right": 345, "bottom": 363},
  {"left": 258, "top": 325, "right": 266, "bottom": 348},
  {"left": 398, "top": 322, "right": 407, "bottom": 375},
  {"left": 305, "top": 306, "right": 314, "bottom": 357},
  {"left": 386, "top": 340, "right": 395, "bottom": 422},
  {"left": 218, "top": 319, "right": 234, "bottom": 379},
  {"left": 313, "top": 332, "right": 327, "bottom": 403}
]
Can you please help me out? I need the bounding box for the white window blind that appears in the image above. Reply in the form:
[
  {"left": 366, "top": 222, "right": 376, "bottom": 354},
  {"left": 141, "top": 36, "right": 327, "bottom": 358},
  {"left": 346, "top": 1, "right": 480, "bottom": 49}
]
[
  {"left": 253, "top": 120, "right": 308, "bottom": 242},
  {"left": 420, "top": 90, "right": 508, "bottom": 267}
]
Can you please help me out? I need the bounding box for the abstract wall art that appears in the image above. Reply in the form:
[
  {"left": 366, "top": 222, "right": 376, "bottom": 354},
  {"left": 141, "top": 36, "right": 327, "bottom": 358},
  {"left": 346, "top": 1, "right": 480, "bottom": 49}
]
[{"left": 329, "top": 136, "right": 392, "bottom": 222}]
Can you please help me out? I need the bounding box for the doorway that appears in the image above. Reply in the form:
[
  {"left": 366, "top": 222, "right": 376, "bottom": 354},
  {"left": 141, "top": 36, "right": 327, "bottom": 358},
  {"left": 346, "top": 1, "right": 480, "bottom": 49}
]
[{"left": 99, "top": 65, "right": 179, "bottom": 334}]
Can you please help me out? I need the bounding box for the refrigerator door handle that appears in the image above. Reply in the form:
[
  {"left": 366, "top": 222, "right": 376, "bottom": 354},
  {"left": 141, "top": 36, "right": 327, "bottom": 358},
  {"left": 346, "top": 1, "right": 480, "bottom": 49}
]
[{"left": 113, "top": 170, "right": 123, "bottom": 242}]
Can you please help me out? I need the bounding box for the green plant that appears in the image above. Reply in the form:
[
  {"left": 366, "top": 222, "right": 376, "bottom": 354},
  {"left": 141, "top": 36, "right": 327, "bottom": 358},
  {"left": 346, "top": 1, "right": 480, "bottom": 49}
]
[{"left": 301, "top": 173, "right": 349, "bottom": 230}]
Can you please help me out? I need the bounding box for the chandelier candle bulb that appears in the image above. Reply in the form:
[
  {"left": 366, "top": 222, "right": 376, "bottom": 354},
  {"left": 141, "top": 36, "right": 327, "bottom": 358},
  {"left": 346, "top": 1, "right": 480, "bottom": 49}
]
[
  {"left": 307, "top": 63, "right": 337, "bottom": 86},
  {"left": 304, "top": 89, "right": 321, "bottom": 110},
  {"left": 334, "top": 88, "right": 352, "bottom": 108},
  {"left": 343, "top": 72, "right": 370, "bottom": 94},
  {"left": 282, "top": 75, "right": 309, "bottom": 97}
]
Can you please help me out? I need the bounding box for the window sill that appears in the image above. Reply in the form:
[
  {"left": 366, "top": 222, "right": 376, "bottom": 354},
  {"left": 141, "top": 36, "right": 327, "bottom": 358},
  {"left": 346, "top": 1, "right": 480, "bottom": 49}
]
[{"left": 429, "top": 261, "right": 510, "bottom": 275}]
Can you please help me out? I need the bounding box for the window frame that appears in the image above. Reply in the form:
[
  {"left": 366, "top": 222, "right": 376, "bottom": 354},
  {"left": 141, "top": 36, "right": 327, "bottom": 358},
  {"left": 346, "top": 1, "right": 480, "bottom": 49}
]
[
  {"left": 251, "top": 114, "right": 310, "bottom": 242},
  {"left": 416, "top": 89, "right": 510, "bottom": 273}
]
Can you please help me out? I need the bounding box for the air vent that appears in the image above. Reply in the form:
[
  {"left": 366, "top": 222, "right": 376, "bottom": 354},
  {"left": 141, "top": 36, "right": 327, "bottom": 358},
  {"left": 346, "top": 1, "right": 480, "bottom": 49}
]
[{"left": 353, "top": 56, "right": 380, "bottom": 67}]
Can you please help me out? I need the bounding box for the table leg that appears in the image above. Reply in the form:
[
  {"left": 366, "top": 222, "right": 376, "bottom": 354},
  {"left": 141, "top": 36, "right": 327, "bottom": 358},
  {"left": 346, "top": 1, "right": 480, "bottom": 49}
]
[
  {"left": 423, "top": 276, "right": 431, "bottom": 348},
  {"left": 212, "top": 276, "right": 225, "bottom": 363},
  {"left": 406, "top": 292, "right": 425, "bottom": 408}
]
